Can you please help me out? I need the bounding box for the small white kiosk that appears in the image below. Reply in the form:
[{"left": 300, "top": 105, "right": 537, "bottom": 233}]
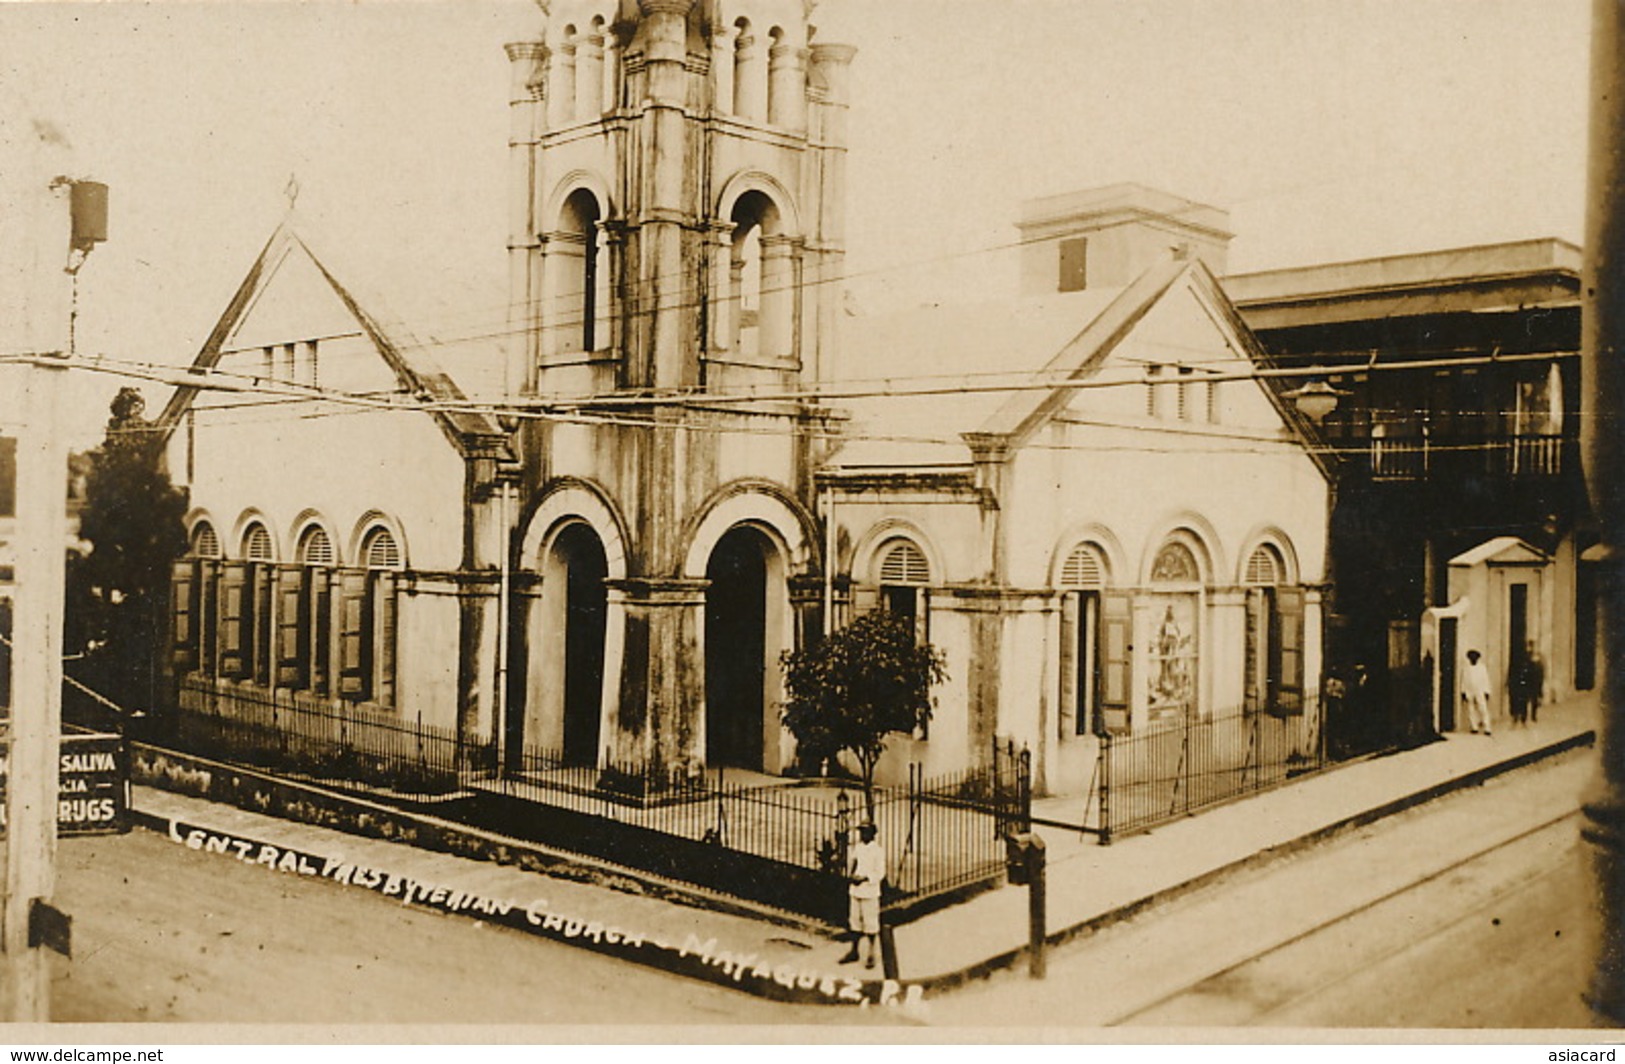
[{"left": 1421, "top": 536, "right": 1551, "bottom": 733}]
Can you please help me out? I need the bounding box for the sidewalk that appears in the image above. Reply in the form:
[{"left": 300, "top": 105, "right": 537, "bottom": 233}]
[{"left": 126, "top": 691, "right": 1598, "bottom": 1007}]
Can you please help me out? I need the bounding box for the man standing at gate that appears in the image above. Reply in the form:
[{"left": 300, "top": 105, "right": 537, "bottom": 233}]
[
  {"left": 1511, "top": 640, "right": 1546, "bottom": 726},
  {"left": 1462, "top": 648, "right": 1494, "bottom": 736},
  {"left": 840, "top": 822, "right": 885, "bottom": 970}
]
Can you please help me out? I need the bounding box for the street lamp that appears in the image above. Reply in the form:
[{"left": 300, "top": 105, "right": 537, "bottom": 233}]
[{"left": 1283, "top": 377, "right": 1347, "bottom": 425}]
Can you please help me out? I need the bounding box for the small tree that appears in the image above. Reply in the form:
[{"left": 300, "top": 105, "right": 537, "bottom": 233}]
[
  {"left": 67, "top": 387, "right": 188, "bottom": 723},
  {"left": 780, "top": 610, "right": 947, "bottom": 818}
]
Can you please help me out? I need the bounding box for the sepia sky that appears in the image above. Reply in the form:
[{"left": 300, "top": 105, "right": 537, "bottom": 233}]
[{"left": 0, "top": 0, "right": 1592, "bottom": 444}]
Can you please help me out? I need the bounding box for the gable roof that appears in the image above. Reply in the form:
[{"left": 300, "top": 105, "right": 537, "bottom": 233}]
[
  {"left": 154, "top": 220, "right": 511, "bottom": 464},
  {"left": 828, "top": 255, "right": 1330, "bottom": 479},
  {"left": 1450, "top": 536, "right": 1549, "bottom": 568}
]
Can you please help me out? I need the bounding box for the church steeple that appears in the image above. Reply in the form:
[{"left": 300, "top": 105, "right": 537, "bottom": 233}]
[{"left": 503, "top": 0, "right": 853, "bottom": 401}]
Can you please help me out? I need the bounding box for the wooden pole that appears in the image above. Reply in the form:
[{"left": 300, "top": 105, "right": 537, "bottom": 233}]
[
  {"left": 1583, "top": 0, "right": 1625, "bottom": 1025},
  {"left": 3, "top": 355, "right": 67, "bottom": 1022},
  {"left": 1, "top": 174, "right": 73, "bottom": 1022}
]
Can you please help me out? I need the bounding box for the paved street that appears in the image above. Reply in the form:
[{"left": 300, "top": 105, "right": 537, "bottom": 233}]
[
  {"left": 47, "top": 826, "right": 887, "bottom": 1027},
  {"left": 933, "top": 748, "right": 1603, "bottom": 1030}
]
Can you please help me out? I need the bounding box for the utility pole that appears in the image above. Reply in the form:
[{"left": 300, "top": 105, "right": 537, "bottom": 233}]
[
  {"left": 1583, "top": 0, "right": 1625, "bottom": 1025},
  {"left": 1, "top": 174, "right": 104, "bottom": 1023}
]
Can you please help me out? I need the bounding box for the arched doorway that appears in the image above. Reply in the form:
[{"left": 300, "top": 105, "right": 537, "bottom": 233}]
[
  {"left": 706, "top": 526, "right": 771, "bottom": 770},
  {"left": 556, "top": 524, "right": 608, "bottom": 765}
]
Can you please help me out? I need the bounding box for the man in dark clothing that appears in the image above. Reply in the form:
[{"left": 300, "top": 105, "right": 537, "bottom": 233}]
[{"left": 1510, "top": 640, "right": 1545, "bottom": 726}]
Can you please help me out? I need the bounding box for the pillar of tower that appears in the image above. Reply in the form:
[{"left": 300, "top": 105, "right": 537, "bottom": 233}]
[
  {"left": 767, "top": 43, "right": 807, "bottom": 130},
  {"left": 576, "top": 33, "right": 605, "bottom": 117},
  {"left": 759, "top": 233, "right": 798, "bottom": 361},
  {"left": 705, "top": 220, "right": 735, "bottom": 354},
  {"left": 710, "top": 23, "right": 735, "bottom": 116},
  {"left": 547, "top": 39, "right": 577, "bottom": 127},
  {"left": 603, "top": 576, "right": 708, "bottom": 774},
  {"left": 807, "top": 42, "right": 856, "bottom": 385},
  {"left": 504, "top": 41, "right": 546, "bottom": 397},
  {"left": 733, "top": 34, "right": 765, "bottom": 122},
  {"left": 629, "top": 0, "right": 701, "bottom": 392}
]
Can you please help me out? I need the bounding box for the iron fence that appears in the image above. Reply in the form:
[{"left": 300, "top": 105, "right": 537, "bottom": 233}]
[
  {"left": 476, "top": 736, "right": 1031, "bottom": 903},
  {"left": 172, "top": 676, "right": 481, "bottom": 795},
  {"left": 871, "top": 738, "right": 1031, "bottom": 897},
  {"left": 163, "top": 678, "right": 1031, "bottom": 910},
  {"left": 1094, "top": 697, "right": 1325, "bottom": 842}
]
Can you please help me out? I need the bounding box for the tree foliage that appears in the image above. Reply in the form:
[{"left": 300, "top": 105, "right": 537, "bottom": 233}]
[
  {"left": 66, "top": 387, "right": 188, "bottom": 721},
  {"left": 780, "top": 610, "right": 947, "bottom": 814}
]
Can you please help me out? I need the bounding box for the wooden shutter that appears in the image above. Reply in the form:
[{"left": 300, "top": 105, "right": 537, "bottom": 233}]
[
  {"left": 171, "top": 560, "right": 198, "bottom": 670},
  {"left": 373, "top": 572, "right": 397, "bottom": 708},
  {"left": 338, "top": 570, "right": 370, "bottom": 700},
  {"left": 1058, "top": 593, "right": 1079, "bottom": 737},
  {"left": 219, "top": 562, "right": 247, "bottom": 678},
  {"left": 1099, "top": 591, "right": 1133, "bottom": 735},
  {"left": 311, "top": 574, "right": 333, "bottom": 696},
  {"left": 276, "top": 567, "right": 307, "bottom": 688},
  {"left": 1276, "top": 586, "right": 1306, "bottom": 715},
  {"left": 1244, "top": 587, "right": 1265, "bottom": 714},
  {"left": 252, "top": 567, "right": 274, "bottom": 686},
  {"left": 199, "top": 562, "right": 218, "bottom": 675}
]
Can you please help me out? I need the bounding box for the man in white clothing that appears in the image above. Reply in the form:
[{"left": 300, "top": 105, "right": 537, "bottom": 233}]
[
  {"left": 840, "top": 822, "right": 885, "bottom": 969},
  {"left": 1461, "top": 648, "right": 1494, "bottom": 736}
]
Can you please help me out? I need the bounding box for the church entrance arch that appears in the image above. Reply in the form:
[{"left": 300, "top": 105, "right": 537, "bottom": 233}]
[
  {"left": 555, "top": 524, "right": 608, "bottom": 765},
  {"left": 526, "top": 520, "right": 610, "bottom": 767},
  {"left": 705, "top": 526, "right": 774, "bottom": 770}
]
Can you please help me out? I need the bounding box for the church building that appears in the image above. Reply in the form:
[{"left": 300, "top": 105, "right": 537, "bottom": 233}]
[{"left": 161, "top": 0, "right": 1331, "bottom": 801}]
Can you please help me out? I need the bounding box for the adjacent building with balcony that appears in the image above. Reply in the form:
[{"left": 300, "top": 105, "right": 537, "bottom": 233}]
[{"left": 1228, "top": 239, "right": 1594, "bottom": 750}]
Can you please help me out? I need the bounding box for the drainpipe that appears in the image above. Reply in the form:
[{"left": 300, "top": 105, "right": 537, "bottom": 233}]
[
  {"left": 823, "top": 478, "right": 835, "bottom": 637},
  {"left": 495, "top": 416, "right": 523, "bottom": 776}
]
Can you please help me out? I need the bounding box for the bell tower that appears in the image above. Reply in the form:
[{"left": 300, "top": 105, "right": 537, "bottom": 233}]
[
  {"left": 504, "top": 0, "right": 855, "bottom": 401},
  {"left": 502, "top": 0, "right": 855, "bottom": 776}
]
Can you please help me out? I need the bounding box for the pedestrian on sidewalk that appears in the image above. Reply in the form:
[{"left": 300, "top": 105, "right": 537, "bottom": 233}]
[
  {"left": 840, "top": 822, "right": 885, "bottom": 969},
  {"left": 1461, "top": 648, "right": 1493, "bottom": 736},
  {"left": 1511, "top": 640, "right": 1545, "bottom": 726}
]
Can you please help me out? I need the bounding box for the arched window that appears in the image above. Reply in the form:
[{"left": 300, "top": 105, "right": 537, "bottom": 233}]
[
  {"left": 1148, "top": 539, "right": 1202, "bottom": 725},
  {"left": 172, "top": 522, "right": 222, "bottom": 674},
  {"left": 876, "top": 539, "right": 930, "bottom": 643},
  {"left": 1244, "top": 543, "right": 1303, "bottom": 715},
  {"left": 557, "top": 188, "right": 607, "bottom": 355},
  {"left": 727, "top": 190, "right": 793, "bottom": 364},
  {"left": 1059, "top": 542, "right": 1137, "bottom": 738},
  {"left": 341, "top": 528, "right": 402, "bottom": 707}
]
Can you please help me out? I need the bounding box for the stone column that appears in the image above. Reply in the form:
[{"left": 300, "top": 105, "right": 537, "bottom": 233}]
[
  {"left": 547, "top": 39, "right": 577, "bottom": 127},
  {"left": 710, "top": 23, "right": 735, "bottom": 116},
  {"left": 504, "top": 41, "right": 546, "bottom": 398},
  {"left": 767, "top": 43, "right": 807, "bottom": 130},
  {"left": 632, "top": 0, "right": 698, "bottom": 391},
  {"left": 538, "top": 229, "right": 587, "bottom": 358},
  {"left": 576, "top": 32, "right": 605, "bottom": 117},
  {"left": 733, "top": 34, "right": 765, "bottom": 122},
  {"left": 706, "top": 220, "right": 735, "bottom": 354},
  {"left": 758, "top": 234, "right": 798, "bottom": 361},
  {"left": 807, "top": 42, "right": 857, "bottom": 385},
  {"left": 605, "top": 577, "right": 709, "bottom": 775}
]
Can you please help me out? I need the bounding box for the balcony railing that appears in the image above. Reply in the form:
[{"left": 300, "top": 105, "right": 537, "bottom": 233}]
[{"left": 1361, "top": 432, "right": 1564, "bottom": 481}]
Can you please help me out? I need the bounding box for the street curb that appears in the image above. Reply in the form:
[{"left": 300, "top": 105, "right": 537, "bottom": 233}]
[
  {"left": 124, "top": 728, "right": 1593, "bottom": 1006},
  {"left": 894, "top": 727, "right": 1598, "bottom": 996}
]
